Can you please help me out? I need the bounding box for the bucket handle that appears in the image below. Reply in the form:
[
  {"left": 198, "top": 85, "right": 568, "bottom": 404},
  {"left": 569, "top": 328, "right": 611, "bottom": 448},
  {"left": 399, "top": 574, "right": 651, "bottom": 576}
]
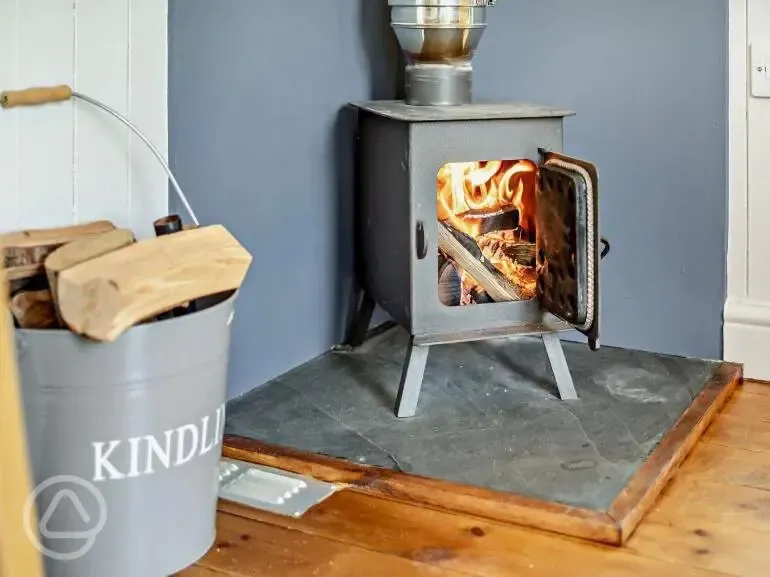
[{"left": 0, "top": 85, "right": 199, "bottom": 227}]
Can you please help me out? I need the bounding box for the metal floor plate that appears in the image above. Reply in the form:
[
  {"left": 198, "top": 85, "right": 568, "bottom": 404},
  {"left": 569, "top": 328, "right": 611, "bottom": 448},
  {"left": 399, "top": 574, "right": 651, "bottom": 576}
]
[{"left": 218, "top": 458, "right": 339, "bottom": 518}]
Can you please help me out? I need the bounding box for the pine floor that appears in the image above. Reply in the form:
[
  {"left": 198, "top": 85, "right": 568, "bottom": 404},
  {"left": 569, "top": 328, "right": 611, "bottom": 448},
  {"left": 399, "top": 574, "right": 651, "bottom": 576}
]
[{"left": 181, "top": 379, "right": 770, "bottom": 577}]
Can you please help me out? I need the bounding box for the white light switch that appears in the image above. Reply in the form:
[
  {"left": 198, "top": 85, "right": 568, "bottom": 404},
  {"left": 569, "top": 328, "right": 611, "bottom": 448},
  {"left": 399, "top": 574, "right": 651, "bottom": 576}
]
[{"left": 751, "top": 43, "right": 770, "bottom": 97}]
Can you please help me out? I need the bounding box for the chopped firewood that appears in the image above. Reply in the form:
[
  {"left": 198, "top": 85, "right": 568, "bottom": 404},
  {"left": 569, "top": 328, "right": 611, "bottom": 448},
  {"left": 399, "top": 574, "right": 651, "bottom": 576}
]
[
  {"left": 4, "top": 244, "right": 57, "bottom": 269},
  {"left": 45, "top": 228, "right": 135, "bottom": 322},
  {"left": 476, "top": 232, "right": 537, "bottom": 300},
  {"left": 8, "top": 274, "right": 49, "bottom": 296},
  {"left": 438, "top": 223, "right": 524, "bottom": 301},
  {"left": 1, "top": 220, "right": 116, "bottom": 282},
  {"left": 56, "top": 224, "right": 252, "bottom": 342},
  {"left": 3, "top": 263, "right": 45, "bottom": 282},
  {"left": 10, "top": 289, "right": 59, "bottom": 329},
  {"left": 476, "top": 231, "right": 536, "bottom": 266},
  {"left": 153, "top": 216, "right": 194, "bottom": 319}
]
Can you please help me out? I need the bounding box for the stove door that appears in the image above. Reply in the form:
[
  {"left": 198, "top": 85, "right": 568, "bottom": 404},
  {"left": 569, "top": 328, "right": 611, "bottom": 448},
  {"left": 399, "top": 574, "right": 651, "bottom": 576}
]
[{"left": 536, "top": 151, "right": 600, "bottom": 350}]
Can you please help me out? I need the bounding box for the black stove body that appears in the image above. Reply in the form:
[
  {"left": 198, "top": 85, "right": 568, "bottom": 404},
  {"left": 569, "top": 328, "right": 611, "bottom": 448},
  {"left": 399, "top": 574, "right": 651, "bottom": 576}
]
[{"left": 345, "top": 99, "right": 607, "bottom": 417}]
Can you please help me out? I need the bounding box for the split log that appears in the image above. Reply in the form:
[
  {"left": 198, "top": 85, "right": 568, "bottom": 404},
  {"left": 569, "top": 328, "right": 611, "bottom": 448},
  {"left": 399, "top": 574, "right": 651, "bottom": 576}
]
[
  {"left": 45, "top": 228, "right": 135, "bottom": 322},
  {"left": 1, "top": 220, "right": 116, "bottom": 282},
  {"left": 56, "top": 224, "right": 252, "bottom": 342},
  {"left": 9, "top": 289, "right": 59, "bottom": 329},
  {"left": 152, "top": 215, "right": 194, "bottom": 319},
  {"left": 3, "top": 264, "right": 45, "bottom": 283},
  {"left": 438, "top": 223, "right": 524, "bottom": 301},
  {"left": 476, "top": 232, "right": 536, "bottom": 267}
]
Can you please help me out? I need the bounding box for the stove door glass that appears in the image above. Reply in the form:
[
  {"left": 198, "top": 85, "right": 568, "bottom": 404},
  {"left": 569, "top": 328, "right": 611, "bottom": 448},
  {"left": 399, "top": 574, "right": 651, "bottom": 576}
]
[
  {"left": 536, "top": 152, "right": 600, "bottom": 349},
  {"left": 436, "top": 159, "right": 538, "bottom": 307}
]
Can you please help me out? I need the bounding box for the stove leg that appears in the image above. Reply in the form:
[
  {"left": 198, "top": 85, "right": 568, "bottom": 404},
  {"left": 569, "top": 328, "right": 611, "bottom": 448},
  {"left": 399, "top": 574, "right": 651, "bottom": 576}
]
[
  {"left": 395, "top": 339, "right": 430, "bottom": 418},
  {"left": 542, "top": 333, "right": 578, "bottom": 400},
  {"left": 344, "top": 293, "right": 376, "bottom": 348}
]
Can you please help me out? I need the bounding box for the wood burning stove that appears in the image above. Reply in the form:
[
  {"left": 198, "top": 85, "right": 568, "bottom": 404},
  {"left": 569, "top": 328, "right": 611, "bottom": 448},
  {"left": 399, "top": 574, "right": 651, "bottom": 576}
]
[{"left": 343, "top": 0, "right": 610, "bottom": 418}]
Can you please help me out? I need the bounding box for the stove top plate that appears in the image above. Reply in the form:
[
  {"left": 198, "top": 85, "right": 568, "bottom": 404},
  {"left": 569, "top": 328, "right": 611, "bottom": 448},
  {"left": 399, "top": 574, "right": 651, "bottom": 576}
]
[{"left": 349, "top": 100, "right": 575, "bottom": 122}]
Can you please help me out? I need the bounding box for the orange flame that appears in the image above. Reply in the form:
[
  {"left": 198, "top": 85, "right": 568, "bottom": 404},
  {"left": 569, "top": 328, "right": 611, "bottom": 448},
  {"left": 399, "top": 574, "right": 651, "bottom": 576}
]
[
  {"left": 437, "top": 159, "right": 537, "bottom": 238},
  {"left": 437, "top": 159, "right": 538, "bottom": 304}
]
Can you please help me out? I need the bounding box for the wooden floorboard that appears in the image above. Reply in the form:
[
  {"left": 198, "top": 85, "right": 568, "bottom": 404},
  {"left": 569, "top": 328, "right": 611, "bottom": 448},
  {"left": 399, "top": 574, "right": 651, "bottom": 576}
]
[
  {"left": 607, "top": 363, "right": 741, "bottom": 543},
  {"left": 180, "top": 380, "right": 770, "bottom": 577},
  {"left": 192, "top": 511, "right": 466, "bottom": 577}
]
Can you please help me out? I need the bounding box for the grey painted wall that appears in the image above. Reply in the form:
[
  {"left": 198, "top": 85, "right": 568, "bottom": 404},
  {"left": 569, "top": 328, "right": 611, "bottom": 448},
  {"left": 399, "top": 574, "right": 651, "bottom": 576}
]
[
  {"left": 169, "top": 0, "right": 727, "bottom": 399},
  {"left": 476, "top": 1, "right": 728, "bottom": 363}
]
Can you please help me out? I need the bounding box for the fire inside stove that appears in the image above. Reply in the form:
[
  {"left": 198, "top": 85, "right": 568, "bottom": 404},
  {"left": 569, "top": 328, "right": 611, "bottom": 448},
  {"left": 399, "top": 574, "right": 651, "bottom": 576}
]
[{"left": 437, "top": 159, "right": 538, "bottom": 307}]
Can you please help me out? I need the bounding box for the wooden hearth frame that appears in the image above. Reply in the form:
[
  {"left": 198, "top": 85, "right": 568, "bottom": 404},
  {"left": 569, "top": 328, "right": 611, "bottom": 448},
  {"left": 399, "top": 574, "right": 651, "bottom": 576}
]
[{"left": 222, "top": 362, "right": 742, "bottom": 546}]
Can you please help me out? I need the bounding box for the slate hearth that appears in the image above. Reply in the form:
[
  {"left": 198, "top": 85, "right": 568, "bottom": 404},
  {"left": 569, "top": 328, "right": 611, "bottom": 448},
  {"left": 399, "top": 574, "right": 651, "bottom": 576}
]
[{"left": 225, "top": 326, "right": 729, "bottom": 517}]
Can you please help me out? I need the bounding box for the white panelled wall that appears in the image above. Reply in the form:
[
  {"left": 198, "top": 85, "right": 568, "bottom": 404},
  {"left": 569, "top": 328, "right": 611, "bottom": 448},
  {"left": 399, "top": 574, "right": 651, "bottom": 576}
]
[
  {"left": 0, "top": 0, "right": 168, "bottom": 239},
  {"left": 725, "top": 0, "right": 770, "bottom": 379}
]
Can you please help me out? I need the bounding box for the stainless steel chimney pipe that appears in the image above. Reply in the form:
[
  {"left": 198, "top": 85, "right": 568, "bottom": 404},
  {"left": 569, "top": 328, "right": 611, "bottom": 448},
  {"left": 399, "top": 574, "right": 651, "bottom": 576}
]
[{"left": 388, "top": 0, "right": 496, "bottom": 106}]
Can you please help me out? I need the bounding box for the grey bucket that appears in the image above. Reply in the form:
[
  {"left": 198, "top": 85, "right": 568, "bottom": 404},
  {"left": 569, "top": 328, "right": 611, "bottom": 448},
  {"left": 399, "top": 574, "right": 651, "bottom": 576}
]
[{"left": 16, "top": 290, "right": 237, "bottom": 577}]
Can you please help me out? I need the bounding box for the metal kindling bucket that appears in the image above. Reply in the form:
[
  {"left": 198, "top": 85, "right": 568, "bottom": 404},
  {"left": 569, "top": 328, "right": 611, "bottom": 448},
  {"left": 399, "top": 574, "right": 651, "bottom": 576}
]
[
  {"left": 1, "top": 84, "right": 244, "bottom": 576},
  {"left": 17, "top": 291, "right": 236, "bottom": 576}
]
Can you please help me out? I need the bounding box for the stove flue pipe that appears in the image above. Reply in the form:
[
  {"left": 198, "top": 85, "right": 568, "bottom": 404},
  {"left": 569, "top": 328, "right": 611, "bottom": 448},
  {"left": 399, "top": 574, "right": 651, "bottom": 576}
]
[{"left": 388, "top": 0, "right": 496, "bottom": 106}]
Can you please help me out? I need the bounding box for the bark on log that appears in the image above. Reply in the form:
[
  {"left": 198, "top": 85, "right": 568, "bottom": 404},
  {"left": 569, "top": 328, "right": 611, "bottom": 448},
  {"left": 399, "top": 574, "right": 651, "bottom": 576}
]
[
  {"left": 437, "top": 223, "right": 524, "bottom": 301},
  {"left": 1, "top": 220, "right": 116, "bottom": 282},
  {"left": 10, "top": 289, "right": 59, "bottom": 329},
  {"left": 45, "top": 228, "right": 135, "bottom": 323},
  {"left": 477, "top": 232, "right": 536, "bottom": 267}
]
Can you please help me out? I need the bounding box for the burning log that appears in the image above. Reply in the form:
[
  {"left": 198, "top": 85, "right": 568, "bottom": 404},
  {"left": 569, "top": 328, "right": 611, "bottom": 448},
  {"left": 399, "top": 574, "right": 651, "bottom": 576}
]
[
  {"left": 1, "top": 220, "right": 116, "bottom": 282},
  {"left": 477, "top": 231, "right": 536, "bottom": 267},
  {"left": 438, "top": 257, "right": 462, "bottom": 306},
  {"left": 10, "top": 289, "right": 59, "bottom": 329},
  {"left": 437, "top": 223, "right": 524, "bottom": 302},
  {"left": 437, "top": 159, "right": 537, "bottom": 237}
]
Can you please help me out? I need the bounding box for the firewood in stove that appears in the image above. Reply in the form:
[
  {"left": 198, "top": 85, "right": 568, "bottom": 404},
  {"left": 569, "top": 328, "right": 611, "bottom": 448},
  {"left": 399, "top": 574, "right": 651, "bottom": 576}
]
[
  {"left": 56, "top": 224, "right": 252, "bottom": 342},
  {"left": 437, "top": 223, "right": 524, "bottom": 301},
  {"left": 476, "top": 231, "right": 536, "bottom": 267},
  {"left": 438, "top": 258, "right": 462, "bottom": 306},
  {"left": 45, "top": 228, "right": 136, "bottom": 323},
  {"left": 476, "top": 230, "right": 537, "bottom": 266},
  {"left": 476, "top": 231, "right": 537, "bottom": 300},
  {"left": 469, "top": 285, "right": 494, "bottom": 305},
  {"left": 1, "top": 220, "right": 116, "bottom": 282},
  {"left": 10, "top": 289, "right": 59, "bottom": 329}
]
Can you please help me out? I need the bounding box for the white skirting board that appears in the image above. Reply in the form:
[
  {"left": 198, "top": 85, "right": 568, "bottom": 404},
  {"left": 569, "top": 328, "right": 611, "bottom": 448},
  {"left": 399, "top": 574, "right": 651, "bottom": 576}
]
[
  {"left": 724, "top": 0, "right": 767, "bottom": 377},
  {"left": 725, "top": 299, "right": 770, "bottom": 381}
]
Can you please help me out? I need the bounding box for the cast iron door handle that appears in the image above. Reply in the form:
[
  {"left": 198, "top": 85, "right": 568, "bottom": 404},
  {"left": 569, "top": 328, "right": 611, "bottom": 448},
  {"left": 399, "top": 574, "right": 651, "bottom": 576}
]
[
  {"left": 600, "top": 237, "right": 610, "bottom": 259},
  {"left": 416, "top": 221, "right": 428, "bottom": 260}
]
